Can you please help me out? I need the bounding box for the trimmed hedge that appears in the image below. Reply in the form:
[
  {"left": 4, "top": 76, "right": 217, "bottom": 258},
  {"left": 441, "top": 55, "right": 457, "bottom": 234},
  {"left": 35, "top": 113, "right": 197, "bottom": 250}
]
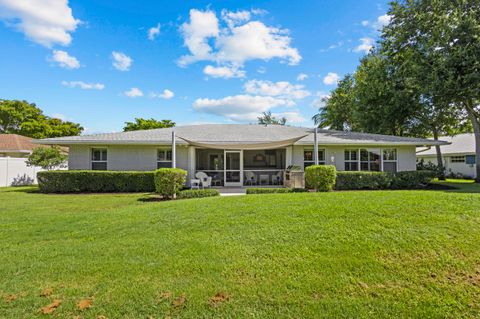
[
  {"left": 335, "top": 170, "right": 435, "bottom": 190},
  {"left": 154, "top": 168, "right": 187, "bottom": 199},
  {"left": 305, "top": 165, "right": 337, "bottom": 192},
  {"left": 246, "top": 188, "right": 308, "bottom": 194},
  {"left": 37, "top": 170, "right": 154, "bottom": 193},
  {"left": 177, "top": 189, "right": 220, "bottom": 199}
]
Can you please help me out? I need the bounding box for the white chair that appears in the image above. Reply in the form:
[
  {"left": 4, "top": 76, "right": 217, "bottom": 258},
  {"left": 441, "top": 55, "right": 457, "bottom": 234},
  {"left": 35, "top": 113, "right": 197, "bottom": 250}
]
[
  {"left": 273, "top": 171, "right": 283, "bottom": 185},
  {"left": 195, "top": 172, "right": 212, "bottom": 188},
  {"left": 244, "top": 171, "right": 257, "bottom": 185},
  {"left": 190, "top": 179, "right": 201, "bottom": 189}
]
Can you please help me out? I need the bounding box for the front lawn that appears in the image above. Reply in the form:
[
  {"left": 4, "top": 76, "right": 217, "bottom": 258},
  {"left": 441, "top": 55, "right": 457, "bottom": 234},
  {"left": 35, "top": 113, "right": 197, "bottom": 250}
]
[{"left": 1, "top": 182, "right": 480, "bottom": 318}]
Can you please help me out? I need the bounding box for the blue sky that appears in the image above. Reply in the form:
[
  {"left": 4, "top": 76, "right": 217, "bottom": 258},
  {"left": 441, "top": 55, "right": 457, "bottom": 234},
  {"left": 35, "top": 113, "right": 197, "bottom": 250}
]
[{"left": 0, "top": 0, "right": 390, "bottom": 134}]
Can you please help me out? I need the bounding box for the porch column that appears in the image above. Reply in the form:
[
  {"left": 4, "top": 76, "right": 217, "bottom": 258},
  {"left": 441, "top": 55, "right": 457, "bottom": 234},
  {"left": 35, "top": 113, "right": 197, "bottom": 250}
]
[
  {"left": 313, "top": 127, "right": 319, "bottom": 165},
  {"left": 171, "top": 131, "right": 176, "bottom": 168}
]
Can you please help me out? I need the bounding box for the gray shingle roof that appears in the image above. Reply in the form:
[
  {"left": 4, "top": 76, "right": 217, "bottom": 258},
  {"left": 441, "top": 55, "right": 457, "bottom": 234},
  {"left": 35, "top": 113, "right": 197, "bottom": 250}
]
[
  {"left": 417, "top": 133, "right": 474, "bottom": 156},
  {"left": 37, "top": 124, "right": 448, "bottom": 147}
]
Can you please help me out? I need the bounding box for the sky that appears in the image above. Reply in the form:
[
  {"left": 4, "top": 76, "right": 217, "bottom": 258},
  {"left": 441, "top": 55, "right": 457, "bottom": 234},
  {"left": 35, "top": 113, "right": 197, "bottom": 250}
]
[{"left": 0, "top": 0, "right": 391, "bottom": 134}]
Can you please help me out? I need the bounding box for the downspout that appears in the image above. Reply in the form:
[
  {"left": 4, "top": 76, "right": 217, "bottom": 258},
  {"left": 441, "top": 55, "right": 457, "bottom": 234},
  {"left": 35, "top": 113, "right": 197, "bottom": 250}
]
[
  {"left": 171, "top": 131, "right": 176, "bottom": 168},
  {"left": 313, "top": 127, "right": 319, "bottom": 165}
]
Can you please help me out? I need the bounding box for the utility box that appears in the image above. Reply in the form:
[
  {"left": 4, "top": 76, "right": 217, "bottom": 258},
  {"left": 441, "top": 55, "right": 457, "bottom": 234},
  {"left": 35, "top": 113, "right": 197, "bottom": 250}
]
[{"left": 284, "top": 165, "right": 305, "bottom": 188}]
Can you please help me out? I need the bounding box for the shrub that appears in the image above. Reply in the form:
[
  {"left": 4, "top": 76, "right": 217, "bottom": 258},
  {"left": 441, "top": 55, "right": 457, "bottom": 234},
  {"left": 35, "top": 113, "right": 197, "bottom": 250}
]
[
  {"left": 177, "top": 189, "right": 220, "bottom": 199},
  {"left": 390, "top": 170, "right": 435, "bottom": 189},
  {"left": 27, "top": 146, "right": 67, "bottom": 170},
  {"left": 246, "top": 188, "right": 308, "bottom": 194},
  {"left": 37, "top": 170, "right": 154, "bottom": 193},
  {"left": 154, "top": 168, "right": 187, "bottom": 199},
  {"left": 335, "top": 171, "right": 393, "bottom": 190},
  {"left": 304, "top": 165, "right": 336, "bottom": 192}
]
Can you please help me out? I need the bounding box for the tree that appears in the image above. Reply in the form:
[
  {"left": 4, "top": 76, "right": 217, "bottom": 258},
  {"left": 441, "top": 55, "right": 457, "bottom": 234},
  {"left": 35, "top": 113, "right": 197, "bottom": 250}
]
[
  {"left": 123, "top": 118, "right": 175, "bottom": 131},
  {"left": 26, "top": 146, "right": 67, "bottom": 170},
  {"left": 381, "top": 0, "right": 480, "bottom": 181},
  {"left": 0, "top": 99, "right": 83, "bottom": 138},
  {"left": 257, "top": 111, "right": 287, "bottom": 125}
]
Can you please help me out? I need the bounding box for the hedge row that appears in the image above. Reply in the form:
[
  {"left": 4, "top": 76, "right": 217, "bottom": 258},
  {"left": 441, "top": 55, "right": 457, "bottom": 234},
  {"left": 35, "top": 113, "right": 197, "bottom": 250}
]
[
  {"left": 304, "top": 165, "right": 337, "bottom": 192},
  {"left": 37, "top": 170, "right": 155, "bottom": 193},
  {"left": 335, "top": 170, "right": 435, "bottom": 190},
  {"left": 177, "top": 189, "right": 220, "bottom": 199},
  {"left": 246, "top": 188, "right": 308, "bottom": 194}
]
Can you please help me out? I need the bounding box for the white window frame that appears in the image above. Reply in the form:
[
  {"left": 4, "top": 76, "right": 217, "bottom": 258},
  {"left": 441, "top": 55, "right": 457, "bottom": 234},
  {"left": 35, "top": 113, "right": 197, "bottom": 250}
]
[
  {"left": 91, "top": 148, "right": 107, "bottom": 170},
  {"left": 157, "top": 148, "right": 172, "bottom": 168},
  {"left": 344, "top": 148, "right": 398, "bottom": 172},
  {"left": 303, "top": 148, "right": 326, "bottom": 167},
  {"left": 450, "top": 156, "right": 466, "bottom": 163}
]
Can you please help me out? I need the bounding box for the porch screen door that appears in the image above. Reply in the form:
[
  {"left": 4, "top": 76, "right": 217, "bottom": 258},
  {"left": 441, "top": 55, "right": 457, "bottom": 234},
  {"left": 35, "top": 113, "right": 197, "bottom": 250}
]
[{"left": 224, "top": 151, "right": 242, "bottom": 186}]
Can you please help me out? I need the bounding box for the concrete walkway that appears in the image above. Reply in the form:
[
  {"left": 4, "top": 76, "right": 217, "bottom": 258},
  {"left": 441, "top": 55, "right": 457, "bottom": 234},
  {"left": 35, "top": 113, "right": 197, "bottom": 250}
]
[{"left": 217, "top": 187, "right": 246, "bottom": 196}]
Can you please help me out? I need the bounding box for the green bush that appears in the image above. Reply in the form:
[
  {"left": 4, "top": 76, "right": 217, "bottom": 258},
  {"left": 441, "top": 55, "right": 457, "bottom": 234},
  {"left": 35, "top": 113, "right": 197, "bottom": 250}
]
[
  {"left": 336, "top": 171, "right": 393, "bottom": 190},
  {"left": 177, "top": 189, "right": 220, "bottom": 199},
  {"left": 335, "top": 170, "right": 435, "bottom": 190},
  {"left": 246, "top": 188, "right": 308, "bottom": 194},
  {"left": 37, "top": 170, "right": 154, "bottom": 193},
  {"left": 305, "top": 165, "right": 337, "bottom": 192},
  {"left": 154, "top": 168, "right": 187, "bottom": 199}
]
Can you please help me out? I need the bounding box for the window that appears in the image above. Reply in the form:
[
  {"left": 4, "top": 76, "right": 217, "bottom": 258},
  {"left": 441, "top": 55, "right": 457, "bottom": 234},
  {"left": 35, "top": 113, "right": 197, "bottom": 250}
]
[
  {"left": 450, "top": 156, "right": 466, "bottom": 163},
  {"left": 383, "top": 149, "right": 397, "bottom": 173},
  {"left": 344, "top": 149, "right": 358, "bottom": 171},
  {"left": 304, "top": 149, "right": 325, "bottom": 168},
  {"left": 157, "top": 149, "right": 172, "bottom": 168},
  {"left": 91, "top": 148, "right": 107, "bottom": 170}
]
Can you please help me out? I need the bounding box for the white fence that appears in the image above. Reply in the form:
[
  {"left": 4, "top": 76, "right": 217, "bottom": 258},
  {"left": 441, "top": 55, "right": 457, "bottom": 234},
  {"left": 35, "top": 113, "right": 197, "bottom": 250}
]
[{"left": 0, "top": 157, "right": 45, "bottom": 187}]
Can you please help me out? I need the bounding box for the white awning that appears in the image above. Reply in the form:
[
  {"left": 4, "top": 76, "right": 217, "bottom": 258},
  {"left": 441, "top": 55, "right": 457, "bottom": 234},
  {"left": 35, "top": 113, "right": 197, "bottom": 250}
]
[{"left": 177, "top": 135, "right": 309, "bottom": 150}]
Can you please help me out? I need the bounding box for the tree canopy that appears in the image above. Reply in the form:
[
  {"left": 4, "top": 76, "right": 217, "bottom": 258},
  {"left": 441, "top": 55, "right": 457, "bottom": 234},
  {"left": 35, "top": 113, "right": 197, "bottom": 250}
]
[
  {"left": 123, "top": 118, "right": 176, "bottom": 131},
  {"left": 257, "top": 111, "right": 287, "bottom": 125},
  {"left": 0, "top": 99, "right": 83, "bottom": 138},
  {"left": 26, "top": 146, "right": 67, "bottom": 170}
]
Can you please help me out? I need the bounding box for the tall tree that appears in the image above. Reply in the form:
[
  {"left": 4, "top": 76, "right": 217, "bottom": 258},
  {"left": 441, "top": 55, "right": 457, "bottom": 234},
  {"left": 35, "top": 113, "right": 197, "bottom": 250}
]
[
  {"left": 0, "top": 99, "right": 83, "bottom": 138},
  {"left": 257, "top": 111, "right": 287, "bottom": 125},
  {"left": 123, "top": 118, "right": 175, "bottom": 131}
]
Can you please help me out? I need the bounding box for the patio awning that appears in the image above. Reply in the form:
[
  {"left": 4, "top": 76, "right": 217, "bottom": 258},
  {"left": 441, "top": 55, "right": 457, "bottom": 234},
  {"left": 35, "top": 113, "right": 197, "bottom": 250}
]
[{"left": 177, "top": 135, "right": 309, "bottom": 150}]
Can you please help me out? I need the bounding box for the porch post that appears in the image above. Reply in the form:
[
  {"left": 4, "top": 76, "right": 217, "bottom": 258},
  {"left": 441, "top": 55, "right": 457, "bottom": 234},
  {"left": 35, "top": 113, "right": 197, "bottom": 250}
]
[
  {"left": 171, "top": 131, "right": 176, "bottom": 168},
  {"left": 313, "top": 127, "right": 319, "bottom": 165}
]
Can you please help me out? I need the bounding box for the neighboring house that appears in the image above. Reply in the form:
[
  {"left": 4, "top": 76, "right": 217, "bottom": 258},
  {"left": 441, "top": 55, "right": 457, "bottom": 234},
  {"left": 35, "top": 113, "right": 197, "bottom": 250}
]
[
  {"left": 0, "top": 134, "right": 55, "bottom": 186},
  {"left": 417, "top": 133, "right": 477, "bottom": 178},
  {"left": 38, "top": 124, "right": 446, "bottom": 187}
]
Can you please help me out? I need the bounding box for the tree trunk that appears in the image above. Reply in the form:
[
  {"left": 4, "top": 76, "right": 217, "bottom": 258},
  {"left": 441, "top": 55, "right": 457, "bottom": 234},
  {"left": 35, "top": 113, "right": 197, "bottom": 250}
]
[
  {"left": 432, "top": 129, "right": 446, "bottom": 180},
  {"left": 465, "top": 101, "right": 480, "bottom": 183}
]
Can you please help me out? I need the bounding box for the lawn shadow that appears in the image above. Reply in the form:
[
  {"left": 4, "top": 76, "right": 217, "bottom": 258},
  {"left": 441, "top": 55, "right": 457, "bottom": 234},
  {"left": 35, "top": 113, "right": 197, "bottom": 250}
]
[
  {"left": 428, "top": 180, "right": 480, "bottom": 194},
  {"left": 1, "top": 186, "right": 40, "bottom": 194}
]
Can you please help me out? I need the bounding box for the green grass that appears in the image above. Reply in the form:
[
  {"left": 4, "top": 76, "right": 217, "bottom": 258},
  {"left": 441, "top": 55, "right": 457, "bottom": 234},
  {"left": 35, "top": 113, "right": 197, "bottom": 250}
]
[{"left": 1, "top": 182, "right": 480, "bottom": 318}]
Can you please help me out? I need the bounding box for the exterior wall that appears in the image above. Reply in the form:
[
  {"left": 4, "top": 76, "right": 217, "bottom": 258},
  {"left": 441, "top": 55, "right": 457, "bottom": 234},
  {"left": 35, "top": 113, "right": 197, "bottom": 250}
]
[
  {"left": 0, "top": 157, "right": 44, "bottom": 187},
  {"left": 292, "top": 145, "right": 416, "bottom": 172},
  {"left": 418, "top": 154, "right": 477, "bottom": 178},
  {"left": 68, "top": 145, "right": 91, "bottom": 170}
]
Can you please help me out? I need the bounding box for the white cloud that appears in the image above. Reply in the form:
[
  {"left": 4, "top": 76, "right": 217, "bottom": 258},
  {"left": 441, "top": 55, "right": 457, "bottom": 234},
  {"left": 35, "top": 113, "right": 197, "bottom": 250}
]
[
  {"left": 311, "top": 91, "right": 330, "bottom": 109},
  {"left": 51, "top": 50, "right": 80, "bottom": 69},
  {"left": 323, "top": 72, "right": 340, "bottom": 85},
  {"left": 296, "top": 73, "right": 308, "bottom": 81},
  {"left": 273, "top": 111, "right": 305, "bottom": 123},
  {"left": 124, "top": 87, "right": 143, "bottom": 97},
  {"left": 0, "top": 0, "right": 80, "bottom": 47},
  {"left": 150, "top": 89, "right": 174, "bottom": 99},
  {"left": 147, "top": 23, "right": 161, "bottom": 40},
  {"left": 361, "top": 20, "right": 369, "bottom": 26},
  {"left": 354, "top": 37, "right": 374, "bottom": 54},
  {"left": 203, "top": 65, "right": 245, "bottom": 78},
  {"left": 244, "top": 80, "right": 310, "bottom": 99},
  {"left": 178, "top": 9, "right": 301, "bottom": 75},
  {"left": 61, "top": 81, "right": 104, "bottom": 90},
  {"left": 376, "top": 14, "right": 392, "bottom": 29},
  {"left": 193, "top": 94, "right": 292, "bottom": 122},
  {"left": 112, "top": 51, "right": 132, "bottom": 71},
  {"left": 256, "top": 66, "right": 266, "bottom": 74}
]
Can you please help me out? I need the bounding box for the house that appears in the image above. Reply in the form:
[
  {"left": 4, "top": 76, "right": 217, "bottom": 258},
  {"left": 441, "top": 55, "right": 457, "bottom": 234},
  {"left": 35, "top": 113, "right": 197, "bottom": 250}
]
[
  {"left": 417, "top": 133, "right": 477, "bottom": 178},
  {"left": 37, "top": 124, "right": 447, "bottom": 187},
  {"left": 0, "top": 134, "right": 56, "bottom": 186}
]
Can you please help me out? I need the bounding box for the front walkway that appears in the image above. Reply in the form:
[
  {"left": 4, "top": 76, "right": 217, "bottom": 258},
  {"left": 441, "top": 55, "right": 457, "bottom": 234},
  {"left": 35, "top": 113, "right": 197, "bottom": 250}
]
[{"left": 217, "top": 187, "right": 246, "bottom": 196}]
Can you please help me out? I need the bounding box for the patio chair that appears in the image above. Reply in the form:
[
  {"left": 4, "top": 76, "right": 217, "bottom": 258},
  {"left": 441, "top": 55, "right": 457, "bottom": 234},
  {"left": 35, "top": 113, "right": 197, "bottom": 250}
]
[
  {"left": 244, "top": 171, "right": 257, "bottom": 186},
  {"left": 195, "top": 172, "right": 212, "bottom": 188},
  {"left": 273, "top": 171, "right": 283, "bottom": 185}
]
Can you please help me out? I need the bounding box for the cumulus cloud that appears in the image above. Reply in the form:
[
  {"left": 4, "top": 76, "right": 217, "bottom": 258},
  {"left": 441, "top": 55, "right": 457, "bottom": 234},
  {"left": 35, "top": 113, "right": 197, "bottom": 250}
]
[
  {"left": 0, "top": 0, "right": 80, "bottom": 47},
  {"left": 61, "top": 81, "right": 104, "bottom": 90},
  {"left": 323, "top": 72, "right": 340, "bottom": 85},
  {"left": 354, "top": 37, "right": 374, "bottom": 54},
  {"left": 273, "top": 111, "right": 306, "bottom": 123},
  {"left": 203, "top": 65, "right": 245, "bottom": 78},
  {"left": 124, "top": 87, "right": 143, "bottom": 97},
  {"left": 193, "top": 95, "right": 293, "bottom": 122},
  {"left": 376, "top": 14, "right": 392, "bottom": 29},
  {"left": 311, "top": 91, "right": 331, "bottom": 109},
  {"left": 178, "top": 8, "right": 301, "bottom": 75},
  {"left": 147, "top": 23, "right": 161, "bottom": 40},
  {"left": 296, "top": 73, "right": 308, "bottom": 81},
  {"left": 51, "top": 50, "right": 80, "bottom": 69},
  {"left": 112, "top": 51, "right": 132, "bottom": 71},
  {"left": 150, "top": 89, "right": 174, "bottom": 99},
  {"left": 244, "top": 80, "right": 310, "bottom": 99}
]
